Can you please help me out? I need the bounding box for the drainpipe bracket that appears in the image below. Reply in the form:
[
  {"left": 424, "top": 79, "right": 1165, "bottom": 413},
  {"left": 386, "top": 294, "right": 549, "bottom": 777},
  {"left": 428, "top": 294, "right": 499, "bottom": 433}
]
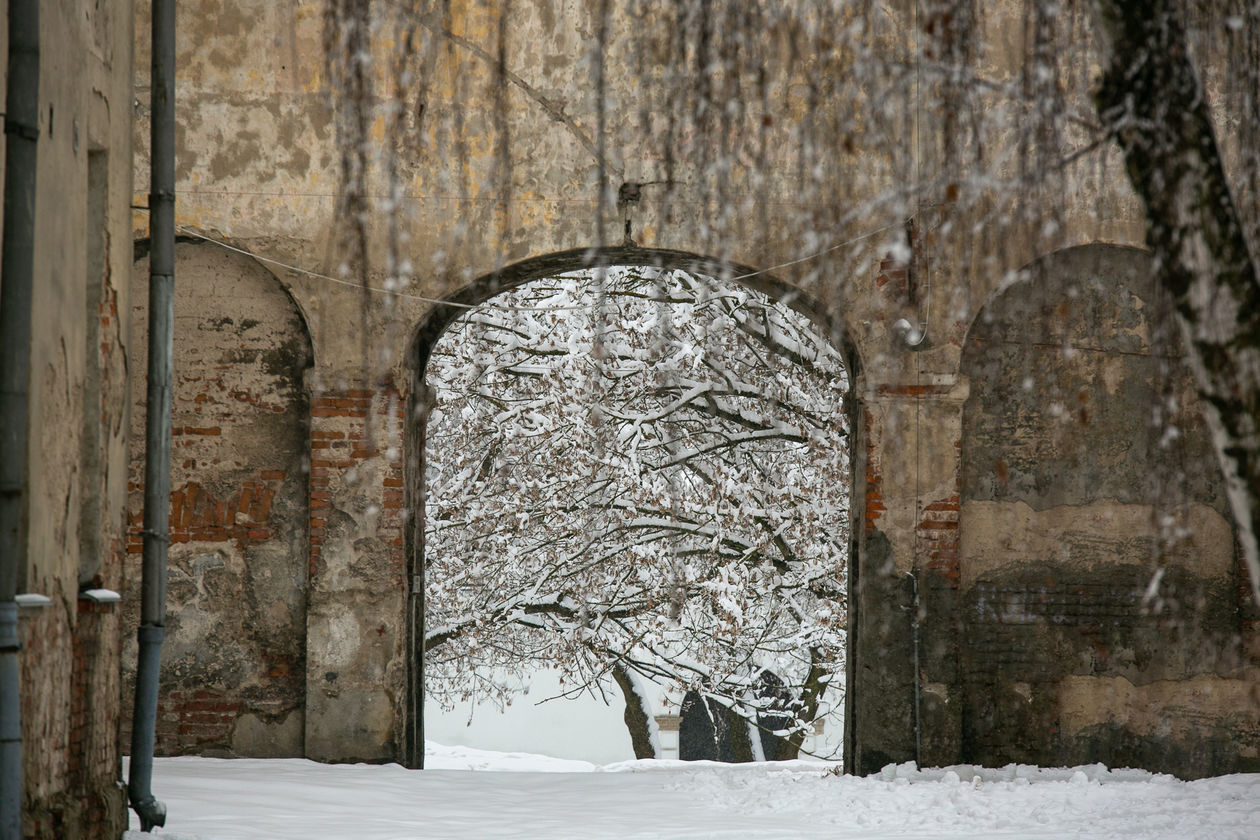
[
  {"left": 137, "top": 623, "right": 165, "bottom": 644},
  {"left": 2, "top": 119, "right": 40, "bottom": 141}
]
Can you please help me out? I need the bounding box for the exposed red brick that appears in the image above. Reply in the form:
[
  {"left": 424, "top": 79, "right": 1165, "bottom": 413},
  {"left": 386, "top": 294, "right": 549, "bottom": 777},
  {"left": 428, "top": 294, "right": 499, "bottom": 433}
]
[
  {"left": 257, "top": 487, "right": 275, "bottom": 520},
  {"left": 923, "top": 499, "right": 960, "bottom": 512},
  {"left": 183, "top": 425, "right": 223, "bottom": 436}
]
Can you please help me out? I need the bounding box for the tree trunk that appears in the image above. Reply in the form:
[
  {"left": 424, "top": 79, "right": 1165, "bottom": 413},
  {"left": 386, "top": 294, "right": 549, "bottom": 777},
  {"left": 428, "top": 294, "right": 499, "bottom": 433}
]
[
  {"left": 610, "top": 660, "right": 660, "bottom": 760},
  {"left": 1093, "top": 0, "right": 1260, "bottom": 606},
  {"left": 775, "top": 648, "right": 830, "bottom": 761}
]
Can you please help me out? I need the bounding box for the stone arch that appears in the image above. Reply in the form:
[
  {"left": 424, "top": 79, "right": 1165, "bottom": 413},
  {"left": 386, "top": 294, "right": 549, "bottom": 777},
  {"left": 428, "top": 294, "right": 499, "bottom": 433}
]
[
  {"left": 403, "top": 246, "right": 863, "bottom": 768},
  {"left": 956, "top": 242, "right": 1252, "bottom": 777},
  {"left": 125, "top": 239, "right": 314, "bottom": 757},
  {"left": 409, "top": 246, "right": 857, "bottom": 371}
]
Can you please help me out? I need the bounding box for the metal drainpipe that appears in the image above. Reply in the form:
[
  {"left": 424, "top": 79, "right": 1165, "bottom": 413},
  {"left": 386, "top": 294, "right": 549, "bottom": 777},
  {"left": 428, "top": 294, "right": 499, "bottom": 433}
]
[
  {"left": 128, "top": 0, "right": 175, "bottom": 831},
  {"left": 0, "top": 1, "right": 40, "bottom": 837}
]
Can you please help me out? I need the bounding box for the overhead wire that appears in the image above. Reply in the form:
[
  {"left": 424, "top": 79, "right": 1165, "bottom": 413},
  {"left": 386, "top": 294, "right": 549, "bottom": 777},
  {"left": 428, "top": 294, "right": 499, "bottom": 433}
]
[{"left": 131, "top": 205, "right": 905, "bottom": 315}]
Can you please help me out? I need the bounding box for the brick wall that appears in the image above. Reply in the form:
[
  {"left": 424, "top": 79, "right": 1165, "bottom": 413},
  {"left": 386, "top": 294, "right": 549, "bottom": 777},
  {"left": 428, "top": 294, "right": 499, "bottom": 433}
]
[
  {"left": 125, "top": 472, "right": 288, "bottom": 552},
  {"left": 308, "top": 387, "right": 406, "bottom": 581},
  {"left": 917, "top": 489, "right": 960, "bottom": 583},
  {"left": 303, "top": 382, "right": 409, "bottom": 762},
  {"left": 18, "top": 16, "right": 132, "bottom": 824},
  {"left": 20, "top": 600, "right": 126, "bottom": 840},
  {"left": 125, "top": 243, "right": 311, "bottom": 758},
  {"left": 874, "top": 254, "right": 910, "bottom": 300},
  {"left": 862, "top": 412, "right": 884, "bottom": 538}
]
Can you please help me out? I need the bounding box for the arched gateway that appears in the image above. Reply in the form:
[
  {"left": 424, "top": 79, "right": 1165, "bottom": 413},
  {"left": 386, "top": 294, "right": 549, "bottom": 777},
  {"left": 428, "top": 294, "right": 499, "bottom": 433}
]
[{"left": 405, "top": 248, "right": 861, "bottom": 768}]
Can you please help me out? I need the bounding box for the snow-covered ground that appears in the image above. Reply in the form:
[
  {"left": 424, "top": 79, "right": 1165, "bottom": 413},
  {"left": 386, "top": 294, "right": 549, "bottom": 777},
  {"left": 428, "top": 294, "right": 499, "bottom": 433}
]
[
  {"left": 424, "top": 667, "right": 638, "bottom": 764},
  {"left": 125, "top": 743, "right": 1259, "bottom": 839}
]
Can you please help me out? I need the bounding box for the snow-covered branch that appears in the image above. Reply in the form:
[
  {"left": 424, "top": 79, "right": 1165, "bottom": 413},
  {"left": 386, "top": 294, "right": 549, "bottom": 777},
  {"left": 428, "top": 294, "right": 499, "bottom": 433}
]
[{"left": 422, "top": 268, "right": 850, "bottom": 746}]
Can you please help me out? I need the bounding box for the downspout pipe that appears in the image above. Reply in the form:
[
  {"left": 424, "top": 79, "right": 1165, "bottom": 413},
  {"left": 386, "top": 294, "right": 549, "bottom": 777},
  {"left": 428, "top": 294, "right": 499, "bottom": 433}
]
[
  {"left": 0, "top": 2, "right": 40, "bottom": 838},
  {"left": 128, "top": 0, "right": 175, "bottom": 831}
]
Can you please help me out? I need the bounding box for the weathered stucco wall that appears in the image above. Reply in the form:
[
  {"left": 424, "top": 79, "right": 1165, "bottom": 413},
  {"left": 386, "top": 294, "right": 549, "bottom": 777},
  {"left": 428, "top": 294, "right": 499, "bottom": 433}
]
[
  {"left": 124, "top": 242, "right": 312, "bottom": 757},
  {"left": 304, "top": 385, "right": 407, "bottom": 762},
  {"left": 957, "top": 245, "right": 1259, "bottom": 777},
  {"left": 5, "top": 0, "right": 136, "bottom": 836},
  {"left": 129, "top": 0, "right": 1256, "bottom": 776}
]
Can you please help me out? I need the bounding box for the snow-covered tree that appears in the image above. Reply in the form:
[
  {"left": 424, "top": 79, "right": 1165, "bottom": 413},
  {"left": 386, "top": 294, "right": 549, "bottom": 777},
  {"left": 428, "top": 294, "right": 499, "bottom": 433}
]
[{"left": 422, "top": 267, "right": 850, "bottom": 758}]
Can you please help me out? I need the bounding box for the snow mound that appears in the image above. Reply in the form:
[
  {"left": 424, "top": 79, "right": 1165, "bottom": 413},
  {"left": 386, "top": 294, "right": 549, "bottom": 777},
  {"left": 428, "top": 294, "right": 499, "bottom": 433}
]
[
  {"left": 425, "top": 741, "right": 596, "bottom": 772},
  {"left": 874, "top": 760, "right": 1172, "bottom": 785}
]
